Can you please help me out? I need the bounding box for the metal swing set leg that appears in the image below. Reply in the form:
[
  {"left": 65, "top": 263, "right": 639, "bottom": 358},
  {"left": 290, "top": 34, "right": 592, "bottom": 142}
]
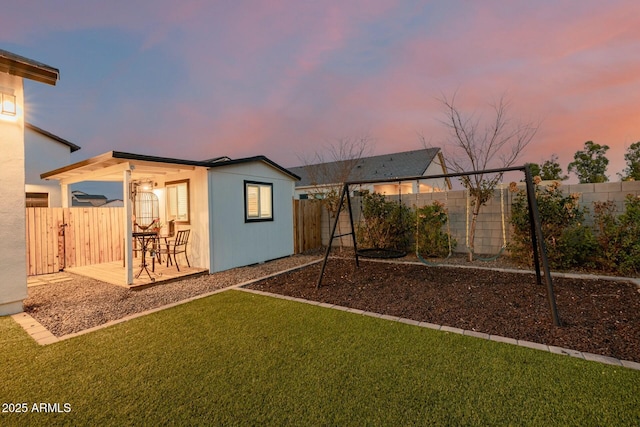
[{"left": 316, "top": 183, "right": 358, "bottom": 289}]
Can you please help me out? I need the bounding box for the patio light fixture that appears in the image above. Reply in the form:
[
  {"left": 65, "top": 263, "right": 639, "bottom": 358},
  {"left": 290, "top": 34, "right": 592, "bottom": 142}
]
[
  {"left": 1, "top": 92, "right": 16, "bottom": 116},
  {"left": 140, "top": 181, "right": 154, "bottom": 192}
]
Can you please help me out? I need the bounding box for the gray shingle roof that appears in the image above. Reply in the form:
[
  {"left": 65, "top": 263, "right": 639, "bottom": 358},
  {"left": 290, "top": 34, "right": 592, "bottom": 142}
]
[{"left": 288, "top": 148, "right": 441, "bottom": 187}]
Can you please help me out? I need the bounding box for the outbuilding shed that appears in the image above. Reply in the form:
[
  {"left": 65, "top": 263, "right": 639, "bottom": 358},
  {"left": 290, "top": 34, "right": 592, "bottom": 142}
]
[{"left": 41, "top": 151, "right": 299, "bottom": 284}]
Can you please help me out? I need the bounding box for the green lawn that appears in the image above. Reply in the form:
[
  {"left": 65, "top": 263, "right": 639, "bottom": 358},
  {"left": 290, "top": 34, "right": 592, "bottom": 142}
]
[{"left": 1, "top": 290, "right": 639, "bottom": 426}]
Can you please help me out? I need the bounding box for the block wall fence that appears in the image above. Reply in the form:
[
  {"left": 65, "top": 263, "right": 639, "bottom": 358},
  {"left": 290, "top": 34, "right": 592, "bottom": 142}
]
[{"left": 321, "top": 181, "right": 640, "bottom": 256}]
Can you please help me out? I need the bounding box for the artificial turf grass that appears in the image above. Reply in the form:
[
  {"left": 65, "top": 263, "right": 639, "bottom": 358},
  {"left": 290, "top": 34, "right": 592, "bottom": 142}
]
[{"left": 0, "top": 290, "right": 638, "bottom": 426}]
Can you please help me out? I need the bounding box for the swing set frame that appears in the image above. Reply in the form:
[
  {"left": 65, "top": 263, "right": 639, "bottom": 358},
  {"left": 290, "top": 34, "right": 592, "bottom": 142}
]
[{"left": 316, "top": 164, "right": 561, "bottom": 327}]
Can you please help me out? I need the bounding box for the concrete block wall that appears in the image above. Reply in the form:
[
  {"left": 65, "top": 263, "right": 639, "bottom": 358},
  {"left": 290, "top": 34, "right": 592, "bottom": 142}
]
[{"left": 321, "top": 181, "right": 640, "bottom": 256}]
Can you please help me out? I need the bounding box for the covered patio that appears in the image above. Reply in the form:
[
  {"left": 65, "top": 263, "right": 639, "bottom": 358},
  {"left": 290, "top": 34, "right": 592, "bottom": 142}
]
[
  {"left": 66, "top": 261, "right": 207, "bottom": 288},
  {"left": 41, "top": 151, "right": 212, "bottom": 286}
]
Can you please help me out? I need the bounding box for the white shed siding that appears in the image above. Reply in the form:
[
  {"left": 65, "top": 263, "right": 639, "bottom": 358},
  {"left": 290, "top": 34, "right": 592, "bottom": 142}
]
[
  {"left": 0, "top": 73, "right": 27, "bottom": 315},
  {"left": 208, "top": 162, "right": 295, "bottom": 272},
  {"left": 154, "top": 167, "right": 210, "bottom": 271}
]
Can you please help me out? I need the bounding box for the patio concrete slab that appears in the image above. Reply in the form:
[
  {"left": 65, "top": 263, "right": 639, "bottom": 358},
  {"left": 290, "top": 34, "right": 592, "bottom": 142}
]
[{"left": 66, "top": 261, "right": 207, "bottom": 287}]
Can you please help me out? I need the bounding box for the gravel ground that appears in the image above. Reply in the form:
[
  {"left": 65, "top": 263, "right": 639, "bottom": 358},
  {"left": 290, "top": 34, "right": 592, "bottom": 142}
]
[{"left": 24, "top": 253, "right": 322, "bottom": 337}]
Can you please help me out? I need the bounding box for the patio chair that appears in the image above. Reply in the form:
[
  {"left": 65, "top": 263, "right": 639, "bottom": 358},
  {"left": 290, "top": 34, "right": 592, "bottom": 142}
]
[{"left": 160, "top": 229, "right": 190, "bottom": 271}]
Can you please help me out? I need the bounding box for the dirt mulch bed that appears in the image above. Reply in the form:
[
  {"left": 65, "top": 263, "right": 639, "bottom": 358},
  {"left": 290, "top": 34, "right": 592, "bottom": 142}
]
[{"left": 247, "top": 258, "right": 640, "bottom": 363}]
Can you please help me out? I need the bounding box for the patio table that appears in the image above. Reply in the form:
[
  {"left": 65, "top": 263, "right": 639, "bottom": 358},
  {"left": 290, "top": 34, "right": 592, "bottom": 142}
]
[{"left": 133, "top": 231, "right": 158, "bottom": 281}]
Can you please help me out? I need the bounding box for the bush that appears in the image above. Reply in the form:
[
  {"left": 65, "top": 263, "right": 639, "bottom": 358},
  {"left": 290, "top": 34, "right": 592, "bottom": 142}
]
[
  {"left": 356, "top": 192, "right": 413, "bottom": 252},
  {"left": 509, "top": 180, "right": 596, "bottom": 269},
  {"left": 592, "top": 200, "right": 620, "bottom": 271},
  {"left": 415, "top": 201, "right": 456, "bottom": 258},
  {"left": 593, "top": 194, "right": 640, "bottom": 275}
]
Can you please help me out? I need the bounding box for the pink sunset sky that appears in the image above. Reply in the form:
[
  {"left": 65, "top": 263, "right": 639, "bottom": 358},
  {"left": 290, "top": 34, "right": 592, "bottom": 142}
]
[{"left": 4, "top": 0, "right": 640, "bottom": 186}]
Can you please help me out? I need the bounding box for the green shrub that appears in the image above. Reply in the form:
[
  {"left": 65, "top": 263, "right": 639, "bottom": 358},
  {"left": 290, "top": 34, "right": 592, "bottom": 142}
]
[
  {"left": 509, "top": 181, "right": 596, "bottom": 269},
  {"left": 592, "top": 200, "right": 620, "bottom": 271},
  {"left": 415, "top": 201, "right": 457, "bottom": 258},
  {"left": 356, "top": 192, "right": 413, "bottom": 252},
  {"left": 593, "top": 194, "right": 640, "bottom": 275}
]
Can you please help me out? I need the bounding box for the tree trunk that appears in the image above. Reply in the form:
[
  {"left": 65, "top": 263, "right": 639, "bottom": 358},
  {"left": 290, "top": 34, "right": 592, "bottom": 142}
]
[{"left": 467, "top": 197, "right": 481, "bottom": 261}]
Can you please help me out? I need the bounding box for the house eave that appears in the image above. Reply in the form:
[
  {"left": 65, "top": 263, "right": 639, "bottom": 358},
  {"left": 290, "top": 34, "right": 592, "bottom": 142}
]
[{"left": 0, "top": 49, "right": 59, "bottom": 86}]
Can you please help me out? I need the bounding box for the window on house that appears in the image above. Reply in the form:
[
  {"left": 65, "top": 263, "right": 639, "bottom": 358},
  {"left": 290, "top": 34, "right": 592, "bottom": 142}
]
[
  {"left": 245, "top": 181, "right": 273, "bottom": 222},
  {"left": 26, "top": 192, "right": 48, "bottom": 207},
  {"left": 166, "top": 179, "right": 190, "bottom": 224}
]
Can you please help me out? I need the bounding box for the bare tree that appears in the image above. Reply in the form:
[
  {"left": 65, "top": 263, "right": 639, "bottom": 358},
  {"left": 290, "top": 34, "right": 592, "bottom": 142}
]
[
  {"left": 298, "top": 135, "right": 374, "bottom": 248},
  {"left": 423, "top": 92, "right": 539, "bottom": 260}
]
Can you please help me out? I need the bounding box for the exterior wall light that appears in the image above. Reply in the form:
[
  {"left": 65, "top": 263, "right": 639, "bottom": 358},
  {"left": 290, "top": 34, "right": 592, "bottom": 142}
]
[{"left": 1, "top": 92, "right": 17, "bottom": 116}]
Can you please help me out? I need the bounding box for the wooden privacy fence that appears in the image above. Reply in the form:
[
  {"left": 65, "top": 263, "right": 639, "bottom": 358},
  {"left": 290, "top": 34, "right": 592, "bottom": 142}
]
[
  {"left": 26, "top": 207, "right": 124, "bottom": 276},
  {"left": 293, "top": 199, "right": 322, "bottom": 253}
]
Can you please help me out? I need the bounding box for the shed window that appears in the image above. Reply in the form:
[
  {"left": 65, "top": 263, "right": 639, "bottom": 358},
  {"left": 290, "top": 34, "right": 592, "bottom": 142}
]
[
  {"left": 166, "top": 180, "right": 190, "bottom": 224},
  {"left": 245, "top": 181, "right": 273, "bottom": 222}
]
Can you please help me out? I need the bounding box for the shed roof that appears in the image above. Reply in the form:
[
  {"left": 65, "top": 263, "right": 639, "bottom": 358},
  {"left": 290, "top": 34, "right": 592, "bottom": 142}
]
[
  {"left": 288, "top": 148, "right": 441, "bottom": 187},
  {"left": 26, "top": 122, "right": 81, "bottom": 152},
  {"left": 41, "top": 151, "right": 299, "bottom": 184},
  {"left": 207, "top": 155, "right": 300, "bottom": 180},
  {"left": 0, "top": 49, "right": 59, "bottom": 85}
]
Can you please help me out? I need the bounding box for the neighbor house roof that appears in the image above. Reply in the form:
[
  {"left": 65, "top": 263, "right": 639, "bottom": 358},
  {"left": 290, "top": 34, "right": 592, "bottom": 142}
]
[
  {"left": 71, "top": 190, "right": 108, "bottom": 207},
  {"left": 288, "top": 148, "right": 442, "bottom": 187},
  {"left": 26, "top": 122, "right": 81, "bottom": 152},
  {"left": 41, "top": 151, "right": 299, "bottom": 183},
  {"left": 0, "top": 49, "right": 59, "bottom": 85}
]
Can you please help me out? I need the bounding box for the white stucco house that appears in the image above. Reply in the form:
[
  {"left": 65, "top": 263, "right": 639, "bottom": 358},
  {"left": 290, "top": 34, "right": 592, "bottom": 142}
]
[
  {"left": 288, "top": 148, "right": 450, "bottom": 199},
  {"left": 0, "top": 49, "right": 60, "bottom": 315},
  {"left": 25, "top": 123, "right": 81, "bottom": 207},
  {"left": 41, "top": 151, "right": 300, "bottom": 282}
]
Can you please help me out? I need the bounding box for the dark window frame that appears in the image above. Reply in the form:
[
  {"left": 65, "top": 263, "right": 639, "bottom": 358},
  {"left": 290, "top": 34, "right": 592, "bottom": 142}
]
[{"left": 244, "top": 180, "right": 274, "bottom": 223}]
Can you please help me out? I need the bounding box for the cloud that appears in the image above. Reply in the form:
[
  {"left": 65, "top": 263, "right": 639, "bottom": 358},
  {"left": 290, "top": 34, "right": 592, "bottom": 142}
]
[{"left": 6, "top": 0, "right": 640, "bottom": 179}]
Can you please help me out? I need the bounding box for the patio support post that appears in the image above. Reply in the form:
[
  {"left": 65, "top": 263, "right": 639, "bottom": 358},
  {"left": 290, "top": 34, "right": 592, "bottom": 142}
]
[
  {"left": 61, "top": 183, "right": 70, "bottom": 208},
  {"left": 123, "top": 168, "right": 133, "bottom": 285}
]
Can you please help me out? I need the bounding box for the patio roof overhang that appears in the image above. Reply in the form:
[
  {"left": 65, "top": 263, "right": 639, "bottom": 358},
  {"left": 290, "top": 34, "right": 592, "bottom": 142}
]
[
  {"left": 40, "top": 151, "right": 212, "bottom": 286},
  {"left": 41, "top": 151, "right": 206, "bottom": 185}
]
